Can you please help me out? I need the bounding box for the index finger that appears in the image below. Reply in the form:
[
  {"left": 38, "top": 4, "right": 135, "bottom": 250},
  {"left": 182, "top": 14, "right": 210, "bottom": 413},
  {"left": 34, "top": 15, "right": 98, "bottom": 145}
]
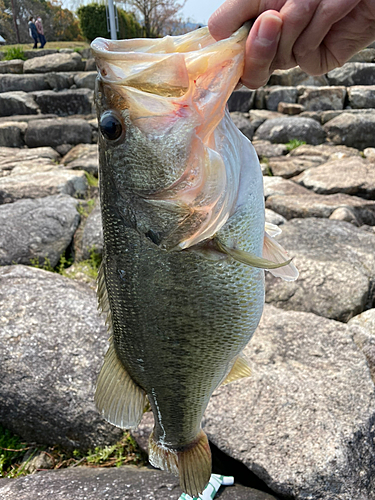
[{"left": 208, "top": 0, "right": 262, "bottom": 40}]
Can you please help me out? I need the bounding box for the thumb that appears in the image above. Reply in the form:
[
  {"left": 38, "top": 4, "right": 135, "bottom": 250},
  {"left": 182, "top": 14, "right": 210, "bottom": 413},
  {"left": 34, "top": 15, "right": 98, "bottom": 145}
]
[{"left": 242, "top": 11, "right": 283, "bottom": 89}]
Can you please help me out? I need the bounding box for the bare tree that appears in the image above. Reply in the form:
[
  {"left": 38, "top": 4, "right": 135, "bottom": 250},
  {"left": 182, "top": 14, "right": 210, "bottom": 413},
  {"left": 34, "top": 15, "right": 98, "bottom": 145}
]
[{"left": 129, "top": 0, "right": 186, "bottom": 37}]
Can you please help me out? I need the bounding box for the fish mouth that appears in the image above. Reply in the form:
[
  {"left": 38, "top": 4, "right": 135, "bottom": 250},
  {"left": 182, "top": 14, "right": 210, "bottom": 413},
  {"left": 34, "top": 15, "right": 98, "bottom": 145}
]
[{"left": 91, "top": 25, "right": 249, "bottom": 98}]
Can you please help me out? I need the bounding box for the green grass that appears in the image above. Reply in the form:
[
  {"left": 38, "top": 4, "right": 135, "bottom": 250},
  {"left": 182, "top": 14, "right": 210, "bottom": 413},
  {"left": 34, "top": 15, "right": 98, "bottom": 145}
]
[
  {"left": 85, "top": 172, "right": 99, "bottom": 188},
  {"left": 0, "top": 425, "right": 146, "bottom": 479},
  {"left": 285, "top": 139, "right": 306, "bottom": 152},
  {"left": 3, "top": 46, "right": 26, "bottom": 61}
]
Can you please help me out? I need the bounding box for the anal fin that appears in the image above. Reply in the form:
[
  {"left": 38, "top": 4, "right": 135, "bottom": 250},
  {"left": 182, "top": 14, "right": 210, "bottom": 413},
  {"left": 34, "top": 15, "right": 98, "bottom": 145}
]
[
  {"left": 95, "top": 340, "right": 147, "bottom": 429},
  {"left": 222, "top": 355, "right": 252, "bottom": 385},
  {"left": 149, "top": 429, "right": 211, "bottom": 497}
]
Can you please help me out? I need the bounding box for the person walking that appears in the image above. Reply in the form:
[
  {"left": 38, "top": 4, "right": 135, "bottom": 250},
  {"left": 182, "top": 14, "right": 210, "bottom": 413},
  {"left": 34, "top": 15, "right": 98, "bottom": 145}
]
[
  {"left": 35, "top": 16, "right": 46, "bottom": 49},
  {"left": 28, "top": 17, "right": 38, "bottom": 49}
]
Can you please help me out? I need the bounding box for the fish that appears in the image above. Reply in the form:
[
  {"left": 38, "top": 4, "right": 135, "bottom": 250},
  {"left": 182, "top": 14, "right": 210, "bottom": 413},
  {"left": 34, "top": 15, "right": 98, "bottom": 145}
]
[{"left": 91, "top": 25, "right": 298, "bottom": 497}]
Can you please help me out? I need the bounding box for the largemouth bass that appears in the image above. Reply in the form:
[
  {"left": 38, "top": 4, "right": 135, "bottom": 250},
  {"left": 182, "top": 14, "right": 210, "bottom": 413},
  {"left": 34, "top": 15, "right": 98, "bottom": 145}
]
[{"left": 91, "top": 25, "right": 298, "bottom": 497}]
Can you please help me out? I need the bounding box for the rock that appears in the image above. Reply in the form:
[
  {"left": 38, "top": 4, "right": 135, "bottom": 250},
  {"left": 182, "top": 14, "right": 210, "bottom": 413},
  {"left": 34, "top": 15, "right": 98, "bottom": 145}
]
[
  {"left": 268, "top": 67, "right": 329, "bottom": 86},
  {"left": 81, "top": 202, "right": 103, "bottom": 260},
  {"left": 266, "top": 192, "right": 375, "bottom": 225},
  {"left": 277, "top": 102, "right": 304, "bottom": 115},
  {"left": 264, "top": 218, "right": 375, "bottom": 321},
  {"left": 320, "top": 108, "right": 375, "bottom": 125},
  {"left": 294, "top": 157, "right": 375, "bottom": 198},
  {"left": 348, "top": 309, "right": 375, "bottom": 382},
  {"left": 85, "top": 58, "right": 97, "bottom": 71},
  {"left": 0, "top": 195, "right": 80, "bottom": 267},
  {"left": 249, "top": 110, "right": 282, "bottom": 130},
  {"left": 349, "top": 48, "right": 375, "bottom": 62},
  {"left": 31, "top": 89, "right": 94, "bottom": 116},
  {"left": 0, "top": 466, "right": 277, "bottom": 500},
  {"left": 265, "top": 208, "right": 286, "bottom": 226},
  {"left": 228, "top": 87, "right": 256, "bottom": 112},
  {"left": 21, "top": 450, "right": 54, "bottom": 474},
  {"left": 23, "top": 53, "right": 84, "bottom": 74},
  {"left": 323, "top": 112, "right": 375, "bottom": 150},
  {"left": 288, "top": 143, "right": 361, "bottom": 161},
  {"left": 0, "top": 265, "right": 122, "bottom": 450},
  {"left": 327, "top": 62, "right": 375, "bottom": 85},
  {"left": 263, "top": 176, "right": 309, "bottom": 198},
  {"left": 23, "top": 49, "right": 58, "bottom": 59},
  {"left": 347, "top": 85, "right": 375, "bottom": 108},
  {"left": 25, "top": 118, "right": 92, "bottom": 148},
  {"left": 61, "top": 143, "right": 98, "bottom": 175},
  {"left": 0, "top": 59, "right": 24, "bottom": 74},
  {"left": 0, "top": 122, "right": 27, "bottom": 148},
  {"left": 203, "top": 304, "right": 375, "bottom": 500},
  {"left": 364, "top": 147, "right": 375, "bottom": 161},
  {"left": 0, "top": 146, "right": 59, "bottom": 170},
  {"left": 55, "top": 144, "right": 73, "bottom": 156},
  {"left": 298, "top": 86, "right": 346, "bottom": 111},
  {"left": 0, "top": 169, "right": 88, "bottom": 204},
  {"left": 268, "top": 156, "right": 322, "bottom": 178},
  {"left": 73, "top": 72, "right": 97, "bottom": 90},
  {"left": 0, "top": 91, "right": 39, "bottom": 116},
  {"left": 252, "top": 140, "right": 288, "bottom": 158},
  {"left": 255, "top": 117, "right": 326, "bottom": 145},
  {"left": 264, "top": 86, "right": 298, "bottom": 111},
  {"left": 230, "top": 112, "right": 255, "bottom": 140},
  {"left": 43, "top": 72, "right": 74, "bottom": 91},
  {"left": 0, "top": 74, "right": 49, "bottom": 93}
]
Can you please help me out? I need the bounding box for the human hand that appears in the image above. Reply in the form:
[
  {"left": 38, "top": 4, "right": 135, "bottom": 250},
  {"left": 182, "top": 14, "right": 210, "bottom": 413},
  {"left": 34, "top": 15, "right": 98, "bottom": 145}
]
[{"left": 208, "top": 0, "right": 375, "bottom": 89}]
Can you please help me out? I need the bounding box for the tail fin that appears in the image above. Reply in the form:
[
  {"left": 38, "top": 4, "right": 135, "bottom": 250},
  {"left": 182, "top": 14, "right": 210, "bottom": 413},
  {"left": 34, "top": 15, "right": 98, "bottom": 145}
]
[{"left": 149, "top": 429, "right": 212, "bottom": 497}]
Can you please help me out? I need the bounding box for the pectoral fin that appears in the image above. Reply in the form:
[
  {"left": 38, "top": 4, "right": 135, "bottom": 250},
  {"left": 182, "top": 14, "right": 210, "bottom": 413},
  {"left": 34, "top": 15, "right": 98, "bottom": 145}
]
[
  {"left": 263, "top": 232, "right": 299, "bottom": 281},
  {"left": 215, "top": 238, "right": 292, "bottom": 270},
  {"left": 222, "top": 355, "right": 252, "bottom": 385},
  {"left": 95, "top": 341, "right": 147, "bottom": 429}
]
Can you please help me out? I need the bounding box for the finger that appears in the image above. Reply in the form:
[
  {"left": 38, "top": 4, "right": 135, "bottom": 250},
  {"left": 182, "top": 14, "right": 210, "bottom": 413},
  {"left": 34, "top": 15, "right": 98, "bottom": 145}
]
[
  {"left": 241, "top": 11, "right": 283, "bottom": 89},
  {"left": 296, "top": 1, "right": 375, "bottom": 74},
  {"left": 270, "top": 0, "right": 322, "bottom": 69},
  {"left": 208, "top": 0, "right": 262, "bottom": 40},
  {"left": 293, "top": 0, "right": 362, "bottom": 71}
]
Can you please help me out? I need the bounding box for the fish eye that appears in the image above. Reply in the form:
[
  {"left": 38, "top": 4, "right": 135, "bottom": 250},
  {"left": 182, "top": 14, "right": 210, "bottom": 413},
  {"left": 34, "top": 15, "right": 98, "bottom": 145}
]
[{"left": 99, "top": 112, "right": 123, "bottom": 141}]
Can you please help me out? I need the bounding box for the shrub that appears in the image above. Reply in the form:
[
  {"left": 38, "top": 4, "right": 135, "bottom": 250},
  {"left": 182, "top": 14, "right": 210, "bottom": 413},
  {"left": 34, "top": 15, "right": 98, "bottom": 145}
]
[
  {"left": 77, "top": 3, "right": 142, "bottom": 42},
  {"left": 3, "top": 46, "right": 26, "bottom": 61}
]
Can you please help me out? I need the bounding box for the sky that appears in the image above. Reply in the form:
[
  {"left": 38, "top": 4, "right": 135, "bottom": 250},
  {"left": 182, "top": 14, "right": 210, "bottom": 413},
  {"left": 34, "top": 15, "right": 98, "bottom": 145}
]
[{"left": 180, "top": 0, "right": 223, "bottom": 25}]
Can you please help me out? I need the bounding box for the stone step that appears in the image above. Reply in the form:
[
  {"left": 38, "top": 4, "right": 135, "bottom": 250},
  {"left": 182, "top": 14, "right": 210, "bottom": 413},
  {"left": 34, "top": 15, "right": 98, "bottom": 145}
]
[{"left": 0, "top": 71, "right": 96, "bottom": 93}]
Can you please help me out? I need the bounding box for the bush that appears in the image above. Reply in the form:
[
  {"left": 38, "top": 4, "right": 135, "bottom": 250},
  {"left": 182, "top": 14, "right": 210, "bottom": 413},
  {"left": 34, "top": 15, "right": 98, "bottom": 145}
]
[
  {"left": 77, "top": 3, "right": 142, "bottom": 42},
  {"left": 3, "top": 46, "right": 26, "bottom": 61}
]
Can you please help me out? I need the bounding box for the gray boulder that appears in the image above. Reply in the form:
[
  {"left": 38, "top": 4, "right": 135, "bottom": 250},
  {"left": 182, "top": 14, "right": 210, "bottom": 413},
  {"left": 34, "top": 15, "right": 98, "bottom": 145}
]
[
  {"left": 0, "top": 169, "right": 88, "bottom": 204},
  {"left": 268, "top": 66, "right": 329, "bottom": 86},
  {"left": 347, "top": 85, "right": 375, "bottom": 108},
  {"left": 0, "top": 59, "right": 24, "bottom": 74},
  {"left": 203, "top": 304, "right": 375, "bottom": 500},
  {"left": 24, "top": 52, "right": 84, "bottom": 74},
  {"left": 266, "top": 192, "right": 375, "bottom": 225},
  {"left": 0, "top": 121, "right": 27, "bottom": 148},
  {"left": 0, "top": 265, "right": 122, "bottom": 450},
  {"left": 0, "top": 466, "right": 277, "bottom": 500},
  {"left": 265, "top": 86, "right": 298, "bottom": 111},
  {"left": 23, "top": 49, "right": 58, "bottom": 59},
  {"left": 44, "top": 72, "right": 74, "bottom": 90},
  {"left": 348, "top": 309, "right": 375, "bottom": 382},
  {"left": 0, "top": 146, "right": 59, "bottom": 169},
  {"left": 230, "top": 112, "right": 255, "bottom": 140},
  {"left": 288, "top": 143, "right": 361, "bottom": 161},
  {"left": 294, "top": 157, "right": 375, "bottom": 198},
  {"left": 0, "top": 74, "right": 49, "bottom": 93},
  {"left": 265, "top": 208, "right": 286, "bottom": 226},
  {"left": 252, "top": 140, "right": 288, "bottom": 158},
  {"left": 73, "top": 71, "right": 97, "bottom": 90},
  {"left": 268, "top": 156, "right": 322, "bottom": 178},
  {"left": 61, "top": 143, "right": 98, "bottom": 175},
  {"left": 255, "top": 117, "right": 326, "bottom": 145},
  {"left": 323, "top": 111, "right": 375, "bottom": 149},
  {"left": 31, "top": 89, "right": 94, "bottom": 116},
  {"left": 327, "top": 62, "right": 375, "bottom": 85},
  {"left": 265, "top": 218, "right": 375, "bottom": 322},
  {"left": 228, "top": 88, "right": 256, "bottom": 112},
  {"left": 263, "top": 176, "right": 308, "bottom": 198},
  {"left": 349, "top": 48, "right": 375, "bottom": 62},
  {"left": 0, "top": 91, "right": 39, "bottom": 116},
  {"left": 298, "top": 86, "right": 346, "bottom": 111},
  {"left": 25, "top": 118, "right": 92, "bottom": 148},
  {"left": 0, "top": 195, "right": 80, "bottom": 267},
  {"left": 81, "top": 202, "right": 103, "bottom": 260},
  {"left": 85, "top": 58, "right": 97, "bottom": 71}
]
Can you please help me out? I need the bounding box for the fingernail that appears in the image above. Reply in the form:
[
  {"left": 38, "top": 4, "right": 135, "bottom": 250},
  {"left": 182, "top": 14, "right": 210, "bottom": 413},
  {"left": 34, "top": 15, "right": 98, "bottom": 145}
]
[{"left": 256, "top": 15, "right": 282, "bottom": 47}]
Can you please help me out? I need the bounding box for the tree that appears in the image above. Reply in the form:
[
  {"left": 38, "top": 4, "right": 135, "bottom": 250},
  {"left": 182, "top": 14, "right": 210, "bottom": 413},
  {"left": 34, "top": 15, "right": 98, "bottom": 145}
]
[{"left": 129, "top": 0, "right": 186, "bottom": 38}]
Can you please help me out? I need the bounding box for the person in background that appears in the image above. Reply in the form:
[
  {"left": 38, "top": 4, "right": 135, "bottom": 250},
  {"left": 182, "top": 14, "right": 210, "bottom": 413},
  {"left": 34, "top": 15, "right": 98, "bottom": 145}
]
[
  {"left": 208, "top": 0, "right": 375, "bottom": 89},
  {"left": 35, "top": 16, "right": 46, "bottom": 49},
  {"left": 28, "top": 17, "right": 39, "bottom": 49}
]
